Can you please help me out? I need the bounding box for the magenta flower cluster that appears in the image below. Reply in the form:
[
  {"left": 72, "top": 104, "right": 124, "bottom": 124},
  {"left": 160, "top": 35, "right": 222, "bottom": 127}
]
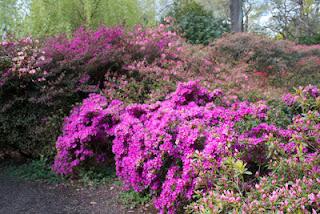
[
  {"left": 111, "top": 81, "right": 298, "bottom": 213},
  {"left": 54, "top": 82, "right": 320, "bottom": 213},
  {"left": 53, "top": 94, "right": 123, "bottom": 175},
  {"left": 44, "top": 26, "right": 123, "bottom": 62}
]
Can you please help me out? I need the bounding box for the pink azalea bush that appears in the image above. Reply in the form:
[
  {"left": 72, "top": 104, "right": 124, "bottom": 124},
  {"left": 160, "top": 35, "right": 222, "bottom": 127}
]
[
  {"left": 54, "top": 81, "right": 319, "bottom": 213},
  {"left": 44, "top": 27, "right": 123, "bottom": 62},
  {"left": 53, "top": 94, "right": 123, "bottom": 175},
  {"left": 188, "top": 84, "right": 320, "bottom": 213},
  {"left": 111, "top": 81, "right": 294, "bottom": 213},
  {"left": 124, "top": 20, "right": 185, "bottom": 78},
  {"left": 0, "top": 37, "right": 45, "bottom": 88},
  {"left": 40, "top": 26, "right": 125, "bottom": 103}
]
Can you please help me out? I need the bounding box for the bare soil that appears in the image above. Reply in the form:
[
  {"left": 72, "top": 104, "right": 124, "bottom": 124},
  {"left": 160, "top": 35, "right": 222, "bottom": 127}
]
[{"left": 0, "top": 166, "right": 156, "bottom": 214}]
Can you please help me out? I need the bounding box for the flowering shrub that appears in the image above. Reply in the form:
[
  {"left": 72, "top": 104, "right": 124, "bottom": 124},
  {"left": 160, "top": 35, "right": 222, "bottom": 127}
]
[
  {"left": 188, "top": 151, "right": 320, "bottom": 213},
  {"left": 187, "top": 85, "right": 320, "bottom": 213},
  {"left": 0, "top": 25, "right": 185, "bottom": 158},
  {"left": 42, "top": 24, "right": 189, "bottom": 105},
  {"left": 53, "top": 94, "right": 123, "bottom": 175},
  {"left": 39, "top": 26, "right": 124, "bottom": 105},
  {"left": 214, "top": 33, "right": 320, "bottom": 87},
  {"left": 112, "top": 81, "right": 300, "bottom": 213},
  {"left": 283, "top": 85, "right": 320, "bottom": 112},
  {"left": 44, "top": 27, "right": 123, "bottom": 62},
  {"left": 0, "top": 38, "right": 61, "bottom": 157},
  {"left": 0, "top": 38, "right": 45, "bottom": 103},
  {"left": 124, "top": 20, "right": 185, "bottom": 78},
  {"left": 53, "top": 81, "right": 319, "bottom": 213}
]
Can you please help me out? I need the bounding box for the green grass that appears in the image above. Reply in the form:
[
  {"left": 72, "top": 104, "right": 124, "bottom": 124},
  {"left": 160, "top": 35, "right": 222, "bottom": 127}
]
[
  {"left": 3, "top": 157, "right": 117, "bottom": 186},
  {"left": 3, "top": 156, "right": 65, "bottom": 184},
  {"left": 119, "top": 190, "right": 151, "bottom": 208},
  {"left": 77, "top": 166, "right": 116, "bottom": 186}
]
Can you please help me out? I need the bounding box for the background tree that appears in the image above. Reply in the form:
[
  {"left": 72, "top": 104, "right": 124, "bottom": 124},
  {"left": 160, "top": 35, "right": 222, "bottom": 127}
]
[
  {"left": 0, "top": 0, "right": 29, "bottom": 39},
  {"left": 27, "top": 0, "right": 154, "bottom": 36},
  {"left": 165, "top": 0, "right": 229, "bottom": 44},
  {"left": 0, "top": 0, "right": 157, "bottom": 38},
  {"left": 269, "top": 0, "right": 320, "bottom": 41},
  {"left": 230, "top": 0, "right": 243, "bottom": 32}
]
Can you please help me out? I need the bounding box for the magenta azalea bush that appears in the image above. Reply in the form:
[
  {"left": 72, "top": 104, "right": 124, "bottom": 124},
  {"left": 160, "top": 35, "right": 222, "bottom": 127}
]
[
  {"left": 44, "top": 27, "right": 123, "bottom": 62},
  {"left": 0, "top": 24, "right": 186, "bottom": 157},
  {"left": 53, "top": 81, "right": 320, "bottom": 213},
  {"left": 2, "top": 24, "right": 320, "bottom": 213},
  {"left": 53, "top": 94, "right": 123, "bottom": 175},
  {"left": 188, "top": 84, "right": 320, "bottom": 213}
]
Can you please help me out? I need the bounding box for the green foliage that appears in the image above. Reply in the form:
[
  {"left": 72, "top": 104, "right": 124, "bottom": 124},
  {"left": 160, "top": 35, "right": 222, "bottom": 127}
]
[
  {"left": 166, "top": 1, "right": 229, "bottom": 44},
  {"left": 234, "top": 115, "right": 260, "bottom": 133},
  {"left": 224, "top": 157, "right": 252, "bottom": 177},
  {"left": 27, "top": 0, "right": 155, "bottom": 37},
  {"left": 78, "top": 166, "right": 116, "bottom": 186},
  {"left": 0, "top": 0, "right": 29, "bottom": 39},
  {"left": 4, "top": 156, "right": 65, "bottom": 183},
  {"left": 267, "top": 99, "right": 293, "bottom": 128},
  {"left": 119, "top": 190, "right": 151, "bottom": 208},
  {"left": 0, "top": 102, "right": 65, "bottom": 159},
  {"left": 178, "top": 13, "right": 229, "bottom": 45},
  {"left": 298, "top": 33, "right": 320, "bottom": 45}
]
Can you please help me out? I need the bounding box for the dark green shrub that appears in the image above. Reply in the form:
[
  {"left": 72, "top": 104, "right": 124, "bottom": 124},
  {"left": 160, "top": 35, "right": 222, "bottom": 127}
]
[
  {"left": 298, "top": 33, "right": 320, "bottom": 45},
  {"left": 178, "top": 13, "right": 229, "bottom": 45},
  {"left": 166, "top": 1, "right": 229, "bottom": 45}
]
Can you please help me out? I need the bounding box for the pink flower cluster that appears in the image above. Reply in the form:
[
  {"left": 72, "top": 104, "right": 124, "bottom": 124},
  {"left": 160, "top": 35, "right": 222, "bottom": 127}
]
[
  {"left": 53, "top": 94, "right": 123, "bottom": 175},
  {"left": 44, "top": 26, "right": 123, "bottom": 62},
  {"left": 0, "top": 37, "right": 45, "bottom": 86},
  {"left": 54, "top": 82, "right": 320, "bottom": 213},
  {"left": 124, "top": 22, "right": 185, "bottom": 78},
  {"left": 111, "top": 81, "right": 300, "bottom": 213}
]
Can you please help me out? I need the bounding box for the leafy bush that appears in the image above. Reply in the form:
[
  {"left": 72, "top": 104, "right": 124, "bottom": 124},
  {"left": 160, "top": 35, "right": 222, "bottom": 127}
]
[
  {"left": 0, "top": 38, "right": 63, "bottom": 158},
  {"left": 187, "top": 85, "right": 320, "bottom": 213},
  {"left": 166, "top": 2, "right": 229, "bottom": 44},
  {"left": 179, "top": 15, "right": 229, "bottom": 45},
  {"left": 214, "top": 33, "right": 320, "bottom": 87}
]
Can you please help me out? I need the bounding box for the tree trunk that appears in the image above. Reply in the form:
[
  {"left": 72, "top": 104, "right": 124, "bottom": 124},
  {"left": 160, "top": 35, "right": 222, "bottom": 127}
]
[{"left": 230, "top": 0, "right": 243, "bottom": 32}]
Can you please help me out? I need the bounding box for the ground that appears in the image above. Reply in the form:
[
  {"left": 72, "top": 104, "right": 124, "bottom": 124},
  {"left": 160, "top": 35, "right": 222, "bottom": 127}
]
[{"left": 0, "top": 165, "right": 156, "bottom": 214}]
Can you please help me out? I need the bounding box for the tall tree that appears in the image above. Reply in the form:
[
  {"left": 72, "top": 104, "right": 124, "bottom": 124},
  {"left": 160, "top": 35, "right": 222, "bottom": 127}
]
[
  {"left": 230, "top": 0, "right": 243, "bottom": 32},
  {"left": 269, "top": 0, "right": 320, "bottom": 40},
  {"left": 0, "top": 0, "right": 28, "bottom": 39},
  {"left": 27, "top": 0, "right": 156, "bottom": 37}
]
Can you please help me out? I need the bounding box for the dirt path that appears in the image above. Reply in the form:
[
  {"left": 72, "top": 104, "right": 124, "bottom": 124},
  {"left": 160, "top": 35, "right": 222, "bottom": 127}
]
[{"left": 0, "top": 171, "right": 155, "bottom": 214}]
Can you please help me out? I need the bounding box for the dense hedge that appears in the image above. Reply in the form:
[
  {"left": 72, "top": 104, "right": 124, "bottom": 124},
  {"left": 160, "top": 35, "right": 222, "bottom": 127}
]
[
  {"left": 0, "top": 23, "right": 184, "bottom": 158},
  {"left": 214, "top": 33, "right": 320, "bottom": 87},
  {"left": 0, "top": 22, "right": 217, "bottom": 158}
]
